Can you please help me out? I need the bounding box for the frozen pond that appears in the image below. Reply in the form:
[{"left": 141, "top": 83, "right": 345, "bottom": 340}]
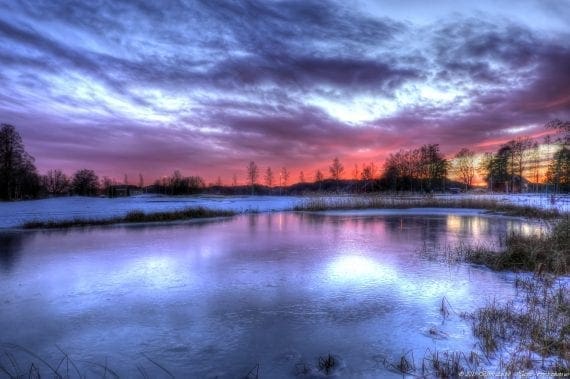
[{"left": 0, "top": 211, "right": 543, "bottom": 377}]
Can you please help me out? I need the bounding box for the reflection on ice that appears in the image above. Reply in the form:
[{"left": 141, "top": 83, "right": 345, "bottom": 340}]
[
  {"left": 327, "top": 255, "right": 399, "bottom": 285},
  {"left": 0, "top": 211, "right": 541, "bottom": 377}
]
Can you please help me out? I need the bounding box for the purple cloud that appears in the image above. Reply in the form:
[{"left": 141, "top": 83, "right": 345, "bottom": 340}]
[{"left": 0, "top": 1, "right": 568, "bottom": 183}]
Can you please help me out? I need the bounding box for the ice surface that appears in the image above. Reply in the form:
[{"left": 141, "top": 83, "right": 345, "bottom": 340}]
[{"left": 0, "top": 213, "right": 541, "bottom": 377}]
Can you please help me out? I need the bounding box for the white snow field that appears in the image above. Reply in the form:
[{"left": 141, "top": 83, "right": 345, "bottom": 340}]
[
  {"left": 0, "top": 193, "right": 567, "bottom": 229},
  {"left": 0, "top": 195, "right": 303, "bottom": 229}
]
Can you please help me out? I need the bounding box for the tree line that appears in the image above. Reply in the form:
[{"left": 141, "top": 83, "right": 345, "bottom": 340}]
[{"left": 1, "top": 120, "right": 569, "bottom": 201}]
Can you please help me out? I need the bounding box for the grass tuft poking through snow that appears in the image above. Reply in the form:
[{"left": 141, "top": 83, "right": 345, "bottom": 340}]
[{"left": 22, "top": 207, "right": 236, "bottom": 229}]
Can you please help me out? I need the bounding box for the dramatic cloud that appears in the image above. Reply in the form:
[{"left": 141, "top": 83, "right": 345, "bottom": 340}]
[{"left": 0, "top": 0, "right": 568, "bottom": 182}]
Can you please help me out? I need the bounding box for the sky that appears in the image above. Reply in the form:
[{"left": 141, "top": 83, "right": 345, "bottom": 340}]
[{"left": 0, "top": 0, "right": 569, "bottom": 184}]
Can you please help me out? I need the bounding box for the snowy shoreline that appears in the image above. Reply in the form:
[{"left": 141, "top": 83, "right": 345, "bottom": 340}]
[{"left": 0, "top": 193, "right": 567, "bottom": 229}]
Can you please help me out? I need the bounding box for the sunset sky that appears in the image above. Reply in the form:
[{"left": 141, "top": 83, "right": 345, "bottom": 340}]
[{"left": 1, "top": 0, "right": 569, "bottom": 184}]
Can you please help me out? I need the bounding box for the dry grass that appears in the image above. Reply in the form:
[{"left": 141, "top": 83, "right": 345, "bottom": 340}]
[
  {"left": 22, "top": 207, "right": 236, "bottom": 229},
  {"left": 457, "top": 216, "right": 569, "bottom": 274},
  {"left": 420, "top": 216, "right": 569, "bottom": 274},
  {"left": 463, "top": 275, "right": 569, "bottom": 373},
  {"left": 294, "top": 195, "right": 563, "bottom": 219},
  {"left": 383, "top": 348, "right": 484, "bottom": 378},
  {"left": 418, "top": 217, "right": 569, "bottom": 375}
]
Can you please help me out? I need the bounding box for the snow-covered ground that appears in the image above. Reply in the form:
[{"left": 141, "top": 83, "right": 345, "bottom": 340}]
[
  {"left": 0, "top": 195, "right": 303, "bottom": 229},
  {"left": 0, "top": 193, "right": 567, "bottom": 229}
]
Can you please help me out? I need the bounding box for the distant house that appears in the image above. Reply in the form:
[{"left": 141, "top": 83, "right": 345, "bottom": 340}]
[
  {"left": 108, "top": 185, "right": 143, "bottom": 197},
  {"left": 489, "top": 175, "right": 530, "bottom": 193}
]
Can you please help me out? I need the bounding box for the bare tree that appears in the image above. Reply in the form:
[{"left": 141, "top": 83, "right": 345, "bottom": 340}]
[
  {"left": 546, "top": 147, "right": 570, "bottom": 192},
  {"left": 506, "top": 137, "right": 533, "bottom": 192},
  {"left": 101, "top": 176, "right": 112, "bottom": 196},
  {"left": 299, "top": 171, "right": 305, "bottom": 183},
  {"left": 264, "top": 167, "right": 274, "bottom": 187},
  {"left": 545, "top": 119, "right": 570, "bottom": 194},
  {"left": 232, "top": 173, "right": 238, "bottom": 187},
  {"left": 247, "top": 161, "right": 258, "bottom": 195},
  {"left": 527, "top": 142, "right": 540, "bottom": 192},
  {"left": 280, "top": 167, "right": 289, "bottom": 187},
  {"left": 138, "top": 173, "right": 144, "bottom": 188},
  {"left": 315, "top": 170, "right": 324, "bottom": 182},
  {"left": 478, "top": 152, "right": 494, "bottom": 191},
  {"left": 453, "top": 148, "right": 476, "bottom": 190},
  {"left": 546, "top": 119, "right": 570, "bottom": 146},
  {"left": 279, "top": 167, "right": 289, "bottom": 195},
  {"left": 43, "top": 169, "right": 69, "bottom": 195},
  {"left": 72, "top": 169, "right": 99, "bottom": 196},
  {"left": 315, "top": 169, "right": 324, "bottom": 191},
  {"left": 329, "top": 157, "right": 344, "bottom": 191},
  {"left": 361, "top": 164, "right": 374, "bottom": 192},
  {"left": 382, "top": 145, "right": 447, "bottom": 192},
  {"left": 352, "top": 164, "right": 359, "bottom": 180}
]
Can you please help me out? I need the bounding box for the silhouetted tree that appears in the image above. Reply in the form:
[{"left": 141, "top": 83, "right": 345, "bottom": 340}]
[
  {"left": 361, "top": 163, "right": 374, "bottom": 193},
  {"left": 352, "top": 164, "right": 359, "bottom": 180},
  {"left": 138, "top": 173, "right": 144, "bottom": 188},
  {"left": 264, "top": 167, "right": 274, "bottom": 187},
  {"left": 418, "top": 144, "right": 447, "bottom": 191},
  {"left": 546, "top": 147, "right": 570, "bottom": 192},
  {"left": 478, "top": 153, "right": 493, "bottom": 190},
  {"left": 329, "top": 157, "right": 344, "bottom": 191},
  {"left": 280, "top": 167, "right": 289, "bottom": 187},
  {"left": 545, "top": 119, "right": 570, "bottom": 193},
  {"left": 151, "top": 171, "right": 204, "bottom": 195},
  {"left": 171, "top": 170, "right": 204, "bottom": 194},
  {"left": 43, "top": 169, "right": 69, "bottom": 195},
  {"left": 247, "top": 161, "right": 258, "bottom": 195},
  {"left": 101, "top": 176, "right": 113, "bottom": 196},
  {"left": 72, "top": 169, "right": 99, "bottom": 196},
  {"left": 314, "top": 169, "right": 324, "bottom": 191},
  {"left": 299, "top": 171, "right": 305, "bottom": 183},
  {"left": 546, "top": 119, "right": 570, "bottom": 146},
  {"left": 485, "top": 146, "right": 512, "bottom": 192},
  {"left": 484, "top": 139, "right": 532, "bottom": 193},
  {"left": 232, "top": 173, "right": 238, "bottom": 187},
  {"left": 382, "top": 145, "right": 446, "bottom": 192},
  {"left": 453, "top": 148, "right": 476, "bottom": 190},
  {"left": 0, "top": 124, "right": 40, "bottom": 200},
  {"left": 314, "top": 170, "right": 324, "bottom": 182},
  {"left": 510, "top": 137, "right": 533, "bottom": 191},
  {"left": 382, "top": 150, "right": 410, "bottom": 191},
  {"left": 527, "top": 142, "right": 541, "bottom": 192},
  {"left": 279, "top": 167, "right": 289, "bottom": 195}
]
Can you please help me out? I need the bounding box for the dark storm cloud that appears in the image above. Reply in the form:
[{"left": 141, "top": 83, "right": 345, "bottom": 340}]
[{"left": 0, "top": 0, "right": 568, "bottom": 180}]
